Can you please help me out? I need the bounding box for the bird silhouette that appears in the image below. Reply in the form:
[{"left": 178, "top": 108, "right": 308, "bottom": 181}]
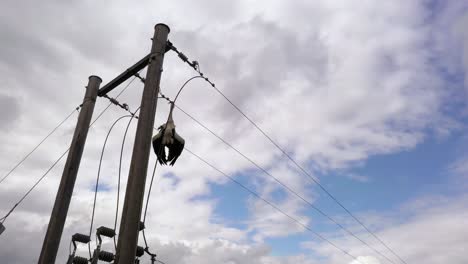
[{"left": 152, "top": 103, "right": 185, "bottom": 166}]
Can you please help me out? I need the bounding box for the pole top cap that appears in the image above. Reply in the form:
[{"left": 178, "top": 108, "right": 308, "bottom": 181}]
[
  {"left": 89, "top": 75, "right": 103, "bottom": 83},
  {"left": 155, "top": 23, "right": 170, "bottom": 33}
]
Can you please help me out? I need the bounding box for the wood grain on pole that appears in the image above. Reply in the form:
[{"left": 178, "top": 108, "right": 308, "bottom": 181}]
[
  {"left": 38, "top": 75, "right": 101, "bottom": 264},
  {"left": 114, "top": 23, "right": 170, "bottom": 264}
]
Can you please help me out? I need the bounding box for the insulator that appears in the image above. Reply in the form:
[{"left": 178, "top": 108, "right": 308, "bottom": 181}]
[
  {"left": 72, "top": 256, "right": 89, "bottom": 264},
  {"left": 109, "top": 98, "right": 119, "bottom": 105},
  {"left": 72, "top": 233, "right": 91, "bottom": 244},
  {"left": 178, "top": 52, "right": 188, "bottom": 62},
  {"left": 98, "top": 250, "right": 115, "bottom": 262},
  {"left": 0, "top": 223, "right": 5, "bottom": 235},
  {"left": 96, "top": 226, "right": 115, "bottom": 238},
  {"left": 136, "top": 246, "right": 145, "bottom": 257},
  {"left": 139, "top": 221, "right": 145, "bottom": 231}
]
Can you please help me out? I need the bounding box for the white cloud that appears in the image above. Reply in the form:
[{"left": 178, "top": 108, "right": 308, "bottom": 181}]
[
  {"left": 300, "top": 194, "right": 468, "bottom": 264},
  {"left": 349, "top": 256, "right": 381, "bottom": 264},
  {"left": 0, "top": 0, "right": 467, "bottom": 263}
]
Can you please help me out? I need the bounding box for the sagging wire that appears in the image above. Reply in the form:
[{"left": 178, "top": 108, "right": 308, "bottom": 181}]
[
  {"left": 113, "top": 107, "right": 141, "bottom": 250},
  {"left": 110, "top": 95, "right": 169, "bottom": 261},
  {"left": 88, "top": 115, "right": 133, "bottom": 259},
  {"left": 184, "top": 147, "right": 365, "bottom": 264},
  {"left": 141, "top": 74, "right": 394, "bottom": 263},
  {"left": 137, "top": 77, "right": 186, "bottom": 166},
  {"left": 140, "top": 103, "right": 176, "bottom": 261},
  {"left": 174, "top": 104, "right": 397, "bottom": 264},
  {"left": 0, "top": 106, "right": 80, "bottom": 186},
  {"left": 119, "top": 85, "right": 178, "bottom": 262},
  {"left": 167, "top": 41, "right": 407, "bottom": 264},
  {"left": 0, "top": 148, "right": 69, "bottom": 224},
  {"left": 141, "top": 159, "right": 159, "bottom": 262},
  {"left": 0, "top": 74, "right": 141, "bottom": 230}
]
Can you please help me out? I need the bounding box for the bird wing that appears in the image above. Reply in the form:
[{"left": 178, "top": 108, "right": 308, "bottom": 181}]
[
  {"left": 152, "top": 130, "right": 167, "bottom": 165},
  {"left": 167, "top": 130, "right": 185, "bottom": 166}
]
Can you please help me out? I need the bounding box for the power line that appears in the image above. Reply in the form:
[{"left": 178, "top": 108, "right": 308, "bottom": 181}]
[
  {"left": 0, "top": 107, "right": 80, "bottom": 185},
  {"left": 175, "top": 105, "right": 395, "bottom": 264},
  {"left": 111, "top": 106, "right": 161, "bottom": 262},
  {"left": 139, "top": 89, "right": 184, "bottom": 260},
  {"left": 141, "top": 159, "right": 158, "bottom": 257},
  {"left": 114, "top": 108, "right": 140, "bottom": 249},
  {"left": 169, "top": 45, "right": 407, "bottom": 264},
  {"left": 0, "top": 75, "right": 138, "bottom": 188},
  {"left": 0, "top": 148, "right": 69, "bottom": 224},
  {"left": 91, "top": 76, "right": 138, "bottom": 127},
  {"left": 154, "top": 74, "right": 393, "bottom": 262},
  {"left": 0, "top": 76, "right": 139, "bottom": 224},
  {"left": 184, "top": 147, "right": 365, "bottom": 264},
  {"left": 88, "top": 115, "right": 132, "bottom": 258}
]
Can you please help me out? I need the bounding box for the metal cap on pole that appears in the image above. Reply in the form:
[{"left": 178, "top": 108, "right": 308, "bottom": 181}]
[
  {"left": 114, "top": 24, "right": 170, "bottom": 264},
  {"left": 38, "top": 75, "right": 101, "bottom": 264}
]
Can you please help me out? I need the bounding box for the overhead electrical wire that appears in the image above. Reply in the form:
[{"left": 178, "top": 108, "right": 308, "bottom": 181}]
[
  {"left": 114, "top": 113, "right": 161, "bottom": 262},
  {"left": 0, "top": 107, "right": 80, "bottom": 185},
  {"left": 121, "top": 78, "right": 196, "bottom": 261},
  {"left": 155, "top": 74, "right": 394, "bottom": 263},
  {"left": 88, "top": 114, "right": 133, "bottom": 258},
  {"left": 184, "top": 147, "right": 365, "bottom": 264},
  {"left": 137, "top": 87, "right": 188, "bottom": 260},
  {"left": 0, "top": 76, "right": 139, "bottom": 225},
  {"left": 169, "top": 44, "right": 407, "bottom": 264},
  {"left": 113, "top": 107, "right": 140, "bottom": 249},
  {"left": 141, "top": 159, "right": 158, "bottom": 254},
  {"left": 0, "top": 148, "right": 69, "bottom": 224},
  {"left": 174, "top": 105, "right": 395, "bottom": 264}
]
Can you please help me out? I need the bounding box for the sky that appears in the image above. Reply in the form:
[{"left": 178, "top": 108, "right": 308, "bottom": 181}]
[{"left": 0, "top": 0, "right": 468, "bottom": 263}]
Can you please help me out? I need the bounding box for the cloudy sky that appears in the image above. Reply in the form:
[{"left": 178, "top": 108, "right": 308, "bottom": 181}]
[{"left": 1, "top": 0, "right": 468, "bottom": 263}]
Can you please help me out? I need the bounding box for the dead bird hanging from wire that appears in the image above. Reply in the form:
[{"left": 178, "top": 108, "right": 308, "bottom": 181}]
[{"left": 152, "top": 102, "right": 185, "bottom": 166}]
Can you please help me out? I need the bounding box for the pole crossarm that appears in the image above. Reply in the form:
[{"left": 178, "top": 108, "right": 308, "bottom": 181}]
[
  {"left": 98, "top": 55, "right": 150, "bottom": 97},
  {"left": 98, "top": 43, "right": 172, "bottom": 97}
]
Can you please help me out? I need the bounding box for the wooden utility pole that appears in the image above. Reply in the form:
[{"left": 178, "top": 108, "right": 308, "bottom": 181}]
[
  {"left": 114, "top": 23, "right": 170, "bottom": 264},
  {"left": 38, "top": 75, "right": 101, "bottom": 264}
]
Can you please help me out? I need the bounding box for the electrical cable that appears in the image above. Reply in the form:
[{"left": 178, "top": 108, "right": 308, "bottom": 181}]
[
  {"left": 143, "top": 161, "right": 157, "bottom": 225},
  {"left": 0, "top": 107, "right": 79, "bottom": 185},
  {"left": 0, "top": 76, "right": 139, "bottom": 226},
  {"left": 139, "top": 92, "right": 180, "bottom": 258},
  {"left": 156, "top": 77, "right": 393, "bottom": 262},
  {"left": 113, "top": 107, "right": 140, "bottom": 249},
  {"left": 140, "top": 79, "right": 199, "bottom": 235},
  {"left": 184, "top": 147, "right": 365, "bottom": 264},
  {"left": 157, "top": 76, "right": 393, "bottom": 262},
  {"left": 0, "top": 148, "right": 69, "bottom": 224},
  {"left": 128, "top": 85, "right": 363, "bottom": 263},
  {"left": 141, "top": 160, "right": 158, "bottom": 251},
  {"left": 173, "top": 76, "right": 203, "bottom": 103},
  {"left": 88, "top": 114, "right": 132, "bottom": 258},
  {"left": 169, "top": 45, "right": 407, "bottom": 264},
  {"left": 211, "top": 90, "right": 408, "bottom": 264},
  {"left": 91, "top": 76, "right": 138, "bottom": 127},
  {"left": 175, "top": 105, "right": 395, "bottom": 264}
]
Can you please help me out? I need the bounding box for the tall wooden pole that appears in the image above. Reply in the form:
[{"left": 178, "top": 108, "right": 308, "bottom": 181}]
[
  {"left": 115, "top": 23, "right": 170, "bottom": 264},
  {"left": 38, "top": 75, "right": 101, "bottom": 264}
]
